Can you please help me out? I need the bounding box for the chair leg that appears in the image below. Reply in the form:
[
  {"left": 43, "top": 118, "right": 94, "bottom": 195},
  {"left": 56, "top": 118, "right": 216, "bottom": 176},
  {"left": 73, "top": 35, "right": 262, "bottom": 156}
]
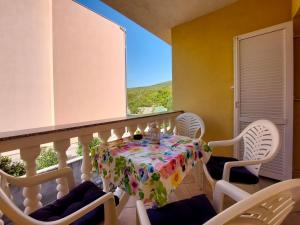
[
  {"left": 202, "top": 175, "right": 214, "bottom": 200},
  {"left": 203, "top": 175, "right": 208, "bottom": 194},
  {"left": 116, "top": 188, "right": 129, "bottom": 216},
  {"left": 136, "top": 208, "right": 141, "bottom": 225},
  {"left": 202, "top": 164, "right": 216, "bottom": 196},
  {"left": 104, "top": 197, "right": 118, "bottom": 225},
  {"left": 193, "top": 161, "right": 204, "bottom": 191},
  {"left": 0, "top": 211, "right": 4, "bottom": 225}
]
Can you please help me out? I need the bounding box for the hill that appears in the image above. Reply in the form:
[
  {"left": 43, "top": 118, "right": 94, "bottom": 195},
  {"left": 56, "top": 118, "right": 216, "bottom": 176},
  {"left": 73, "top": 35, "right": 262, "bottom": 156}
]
[
  {"left": 130, "top": 81, "right": 172, "bottom": 90},
  {"left": 127, "top": 81, "right": 172, "bottom": 114}
]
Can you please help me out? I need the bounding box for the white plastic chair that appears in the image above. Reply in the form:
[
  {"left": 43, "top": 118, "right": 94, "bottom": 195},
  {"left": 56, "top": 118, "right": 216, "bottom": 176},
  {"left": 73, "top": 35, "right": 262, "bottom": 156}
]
[
  {"left": 0, "top": 167, "right": 118, "bottom": 225},
  {"left": 175, "top": 112, "right": 205, "bottom": 139},
  {"left": 203, "top": 119, "right": 280, "bottom": 191},
  {"left": 136, "top": 179, "right": 300, "bottom": 225},
  {"left": 176, "top": 112, "right": 206, "bottom": 189}
]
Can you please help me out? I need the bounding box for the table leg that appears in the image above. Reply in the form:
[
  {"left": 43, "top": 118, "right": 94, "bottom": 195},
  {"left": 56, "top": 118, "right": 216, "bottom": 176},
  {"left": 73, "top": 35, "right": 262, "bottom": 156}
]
[
  {"left": 194, "top": 161, "right": 204, "bottom": 191},
  {"left": 102, "top": 177, "right": 129, "bottom": 215}
]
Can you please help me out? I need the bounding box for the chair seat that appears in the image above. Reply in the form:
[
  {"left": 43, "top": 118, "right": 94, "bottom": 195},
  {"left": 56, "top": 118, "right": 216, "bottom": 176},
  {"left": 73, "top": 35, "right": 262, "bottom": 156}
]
[
  {"left": 206, "top": 156, "right": 259, "bottom": 184},
  {"left": 147, "top": 194, "right": 216, "bottom": 225},
  {"left": 29, "top": 181, "right": 119, "bottom": 225}
]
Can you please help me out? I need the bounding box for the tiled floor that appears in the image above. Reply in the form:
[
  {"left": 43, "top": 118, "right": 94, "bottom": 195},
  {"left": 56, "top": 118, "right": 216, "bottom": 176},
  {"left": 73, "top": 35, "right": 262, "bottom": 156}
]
[{"left": 118, "top": 173, "right": 300, "bottom": 225}]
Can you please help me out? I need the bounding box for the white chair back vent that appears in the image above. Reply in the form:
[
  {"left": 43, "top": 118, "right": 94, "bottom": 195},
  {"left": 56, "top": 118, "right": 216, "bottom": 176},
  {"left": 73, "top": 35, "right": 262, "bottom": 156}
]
[
  {"left": 207, "top": 179, "right": 300, "bottom": 225},
  {"left": 176, "top": 112, "right": 205, "bottom": 139},
  {"left": 240, "top": 120, "right": 280, "bottom": 176},
  {"left": 240, "top": 193, "right": 294, "bottom": 224}
]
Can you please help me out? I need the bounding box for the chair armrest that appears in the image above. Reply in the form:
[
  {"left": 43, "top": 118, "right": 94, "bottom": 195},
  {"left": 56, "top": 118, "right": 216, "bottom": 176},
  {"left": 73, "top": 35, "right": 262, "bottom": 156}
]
[
  {"left": 1, "top": 189, "right": 117, "bottom": 225},
  {"left": 0, "top": 167, "right": 75, "bottom": 190},
  {"left": 212, "top": 180, "right": 250, "bottom": 213},
  {"left": 208, "top": 136, "right": 241, "bottom": 149},
  {"left": 136, "top": 200, "right": 151, "bottom": 225},
  {"left": 222, "top": 160, "right": 262, "bottom": 181}
]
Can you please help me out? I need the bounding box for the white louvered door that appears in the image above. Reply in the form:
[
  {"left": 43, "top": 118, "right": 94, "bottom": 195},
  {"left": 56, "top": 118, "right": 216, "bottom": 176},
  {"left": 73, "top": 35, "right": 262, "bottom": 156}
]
[{"left": 234, "top": 22, "right": 293, "bottom": 180}]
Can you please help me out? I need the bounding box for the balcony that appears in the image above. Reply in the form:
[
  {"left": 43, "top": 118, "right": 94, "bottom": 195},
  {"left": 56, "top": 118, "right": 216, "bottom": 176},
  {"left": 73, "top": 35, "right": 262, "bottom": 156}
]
[
  {"left": 0, "top": 111, "right": 183, "bottom": 222},
  {"left": 1, "top": 0, "right": 300, "bottom": 224}
]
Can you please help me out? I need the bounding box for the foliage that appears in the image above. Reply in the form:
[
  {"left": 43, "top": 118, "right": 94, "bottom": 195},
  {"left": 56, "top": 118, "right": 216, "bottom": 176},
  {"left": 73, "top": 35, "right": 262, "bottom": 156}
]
[
  {"left": 76, "top": 137, "right": 101, "bottom": 156},
  {"left": 36, "top": 148, "right": 59, "bottom": 170},
  {"left": 127, "top": 81, "right": 173, "bottom": 114},
  {"left": 0, "top": 156, "right": 26, "bottom": 176},
  {"left": 203, "top": 142, "right": 212, "bottom": 152}
]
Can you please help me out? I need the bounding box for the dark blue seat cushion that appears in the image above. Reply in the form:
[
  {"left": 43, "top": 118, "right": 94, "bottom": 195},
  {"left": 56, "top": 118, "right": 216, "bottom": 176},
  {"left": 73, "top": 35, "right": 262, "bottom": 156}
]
[
  {"left": 29, "top": 181, "right": 119, "bottom": 225},
  {"left": 206, "top": 156, "right": 259, "bottom": 184},
  {"left": 147, "top": 194, "right": 216, "bottom": 225}
]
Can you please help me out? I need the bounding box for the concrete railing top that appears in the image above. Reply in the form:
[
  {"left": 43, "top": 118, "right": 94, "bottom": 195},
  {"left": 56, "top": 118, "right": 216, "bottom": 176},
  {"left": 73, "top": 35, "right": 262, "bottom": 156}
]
[{"left": 0, "top": 111, "right": 183, "bottom": 151}]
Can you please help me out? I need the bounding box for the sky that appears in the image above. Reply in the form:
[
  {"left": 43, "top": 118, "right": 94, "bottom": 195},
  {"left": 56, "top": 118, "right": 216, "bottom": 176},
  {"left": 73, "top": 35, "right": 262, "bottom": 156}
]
[{"left": 75, "top": 0, "right": 172, "bottom": 88}]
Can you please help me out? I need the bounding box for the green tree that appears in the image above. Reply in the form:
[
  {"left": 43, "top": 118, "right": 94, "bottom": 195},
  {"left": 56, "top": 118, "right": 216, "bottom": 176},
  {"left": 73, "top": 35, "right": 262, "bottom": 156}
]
[
  {"left": 127, "top": 81, "right": 172, "bottom": 114},
  {"left": 36, "top": 148, "right": 59, "bottom": 170},
  {"left": 0, "top": 156, "right": 26, "bottom": 176}
]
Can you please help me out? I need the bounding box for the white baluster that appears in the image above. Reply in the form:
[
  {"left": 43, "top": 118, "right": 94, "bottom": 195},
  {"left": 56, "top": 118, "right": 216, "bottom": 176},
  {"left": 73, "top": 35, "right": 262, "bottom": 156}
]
[
  {"left": 54, "top": 139, "right": 70, "bottom": 198},
  {"left": 114, "top": 128, "right": 124, "bottom": 140},
  {"left": 162, "top": 120, "right": 167, "bottom": 134},
  {"left": 98, "top": 130, "right": 112, "bottom": 192},
  {"left": 1, "top": 175, "right": 12, "bottom": 200},
  {"left": 169, "top": 117, "right": 176, "bottom": 135},
  {"left": 165, "top": 119, "right": 170, "bottom": 133},
  {"left": 144, "top": 122, "right": 150, "bottom": 134},
  {"left": 20, "top": 146, "right": 42, "bottom": 214},
  {"left": 0, "top": 170, "right": 11, "bottom": 223},
  {"left": 79, "top": 135, "right": 93, "bottom": 182},
  {"left": 138, "top": 123, "right": 147, "bottom": 135},
  {"left": 127, "top": 125, "right": 136, "bottom": 138},
  {"left": 157, "top": 120, "right": 164, "bottom": 133},
  {"left": 99, "top": 130, "right": 111, "bottom": 144}
]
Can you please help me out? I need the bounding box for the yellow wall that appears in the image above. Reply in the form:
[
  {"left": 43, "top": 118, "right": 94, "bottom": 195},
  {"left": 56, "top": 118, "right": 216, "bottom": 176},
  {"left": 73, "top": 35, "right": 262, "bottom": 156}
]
[
  {"left": 172, "top": 0, "right": 291, "bottom": 156},
  {"left": 292, "top": 0, "right": 300, "bottom": 17}
]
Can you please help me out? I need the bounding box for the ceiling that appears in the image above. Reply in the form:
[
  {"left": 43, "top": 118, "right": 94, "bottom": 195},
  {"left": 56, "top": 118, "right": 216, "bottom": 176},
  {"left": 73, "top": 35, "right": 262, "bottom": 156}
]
[{"left": 101, "top": 0, "right": 238, "bottom": 44}]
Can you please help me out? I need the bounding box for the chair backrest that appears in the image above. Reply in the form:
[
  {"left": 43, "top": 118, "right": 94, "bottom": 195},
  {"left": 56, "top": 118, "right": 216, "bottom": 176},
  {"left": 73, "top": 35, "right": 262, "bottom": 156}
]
[
  {"left": 175, "top": 112, "right": 205, "bottom": 139},
  {"left": 206, "top": 179, "right": 300, "bottom": 225},
  {"left": 238, "top": 120, "right": 280, "bottom": 176}
]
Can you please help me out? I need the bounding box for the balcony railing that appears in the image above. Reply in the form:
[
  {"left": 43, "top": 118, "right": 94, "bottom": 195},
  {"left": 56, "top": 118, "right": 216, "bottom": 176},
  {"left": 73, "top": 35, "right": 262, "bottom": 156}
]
[{"left": 0, "top": 111, "right": 183, "bottom": 221}]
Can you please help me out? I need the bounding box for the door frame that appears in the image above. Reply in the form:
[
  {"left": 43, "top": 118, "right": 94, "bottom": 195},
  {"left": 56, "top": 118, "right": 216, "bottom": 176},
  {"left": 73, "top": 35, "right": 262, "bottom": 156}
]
[{"left": 233, "top": 21, "right": 294, "bottom": 179}]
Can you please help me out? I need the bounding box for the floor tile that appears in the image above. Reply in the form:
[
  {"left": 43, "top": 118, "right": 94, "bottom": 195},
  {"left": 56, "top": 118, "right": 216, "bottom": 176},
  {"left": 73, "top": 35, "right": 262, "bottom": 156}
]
[
  {"left": 118, "top": 207, "right": 136, "bottom": 225},
  {"left": 125, "top": 196, "right": 138, "bottom": 208}
]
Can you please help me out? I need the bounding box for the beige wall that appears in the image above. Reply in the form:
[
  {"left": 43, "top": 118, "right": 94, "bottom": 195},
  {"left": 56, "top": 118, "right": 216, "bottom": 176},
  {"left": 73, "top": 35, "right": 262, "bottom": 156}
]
[
  {"left": 0, "top": 0, "right": 126, "bottom": 131},
  {"left": 172, "top": 0, "right": 291, "bottom": 156},
  {"left": 0, "top": 0, "right": 54, "bottom": 132},
  {"left": 52, "top": 0, "right": 126, "bottom": 125}
]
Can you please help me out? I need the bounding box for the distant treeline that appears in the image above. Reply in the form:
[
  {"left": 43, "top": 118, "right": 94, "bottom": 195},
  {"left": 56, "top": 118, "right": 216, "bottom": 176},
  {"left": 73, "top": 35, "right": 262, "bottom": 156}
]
[{"left": 127, "top": 81, "right": 172, "bottom": 114}]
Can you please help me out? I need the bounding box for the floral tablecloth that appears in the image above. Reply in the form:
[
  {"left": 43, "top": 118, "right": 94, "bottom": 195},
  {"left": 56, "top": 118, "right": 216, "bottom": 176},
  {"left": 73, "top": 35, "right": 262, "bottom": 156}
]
[{"left": 94, "top": 135, "right": 209, "bottom": 207}]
